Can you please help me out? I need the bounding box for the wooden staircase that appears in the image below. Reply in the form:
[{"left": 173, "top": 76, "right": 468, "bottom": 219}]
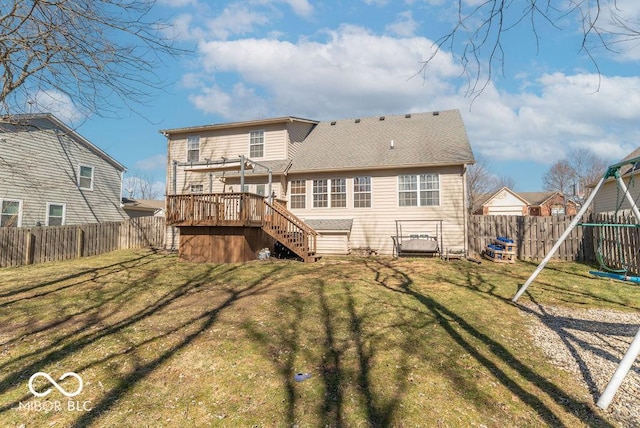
[{"left": 262, "top": 200, "right": 320, "bottom": 263}]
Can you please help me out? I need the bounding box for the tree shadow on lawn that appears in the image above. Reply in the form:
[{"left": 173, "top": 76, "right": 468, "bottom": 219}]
[
  {"left": 447, "top": 258, "right": 640, "bottom": 311},
  {"left": 244, "top": 276, "right": 417, "bottom": 427},
  {"left": 361, "top": 258, "right": 616, "bottom": 428},
  {"left": 0, "top": 252, "right": 289, "bottom": 427},
  {"left": 0, "top": 250, "right": 160, "bottom": 301},
  {"left": 437, "top": 258, "right": 640, "bottom": 411}
]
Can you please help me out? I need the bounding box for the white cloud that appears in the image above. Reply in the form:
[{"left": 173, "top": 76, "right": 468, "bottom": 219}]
[
  {"left": 386, "top": 11, "right": 418, "bottom": 37},
  {"left": 135, "top": 154, "right": 167, "bottom": 171},
  {"left": 30, "top": 90, "right": 84, "bottom": 124},
  {"left": 203, "top": 4, "right": 269, "bottom": 41},
  {"left": 281, "top": 0, "right": 313, "bottom": 17},
  {"left": 192, "top": 25, "right": 460, "bottom": 119},
  {"left": 462, "top": 73, "right": 640, "bottom": 165}
]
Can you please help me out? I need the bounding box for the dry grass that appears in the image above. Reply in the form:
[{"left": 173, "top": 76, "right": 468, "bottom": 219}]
[{"left": 0, "top": 249, "right": 638, "bottom": 427}]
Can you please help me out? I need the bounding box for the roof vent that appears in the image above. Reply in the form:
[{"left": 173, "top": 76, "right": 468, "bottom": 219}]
[
  {"left": 355, "top": 118, "right": 361, "bottom": 123},
  {"left": 405, "top": 114, "right": 411, "bottom": 118},
  {"left": 379, "top": 116, "right": 385, "bottom": 121},
  {"left": 390, "top": 140, "right": 395, "bottom": 149},
  {"left": 330, "top": 121, "right": 336, "bottom": 126},
  {"left": 432, "top": 111, "right": 440, "bottom": 116}
]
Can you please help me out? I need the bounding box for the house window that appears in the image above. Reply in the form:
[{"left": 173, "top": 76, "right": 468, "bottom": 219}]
[
  {"left": 420, "top": 174, "right": 440, "bottom": 206},
  {"left": 190, "top": 184, "right": 204, "bottom": 194},
  {"left": 255, "top": 184, "right": 266, "bottom": 196},
  {"left": 78, "top": 165, "right": 94, "bottom": 190},
  {"left": 250, "top": 130, "right": 264, "bottom": 158},
  {"left": 290, "top": 180, "right": 306, "bottom": 209},
  {"left": 353, "top": 176, "right": 371, "bottom": 208},
  {"left": 398, "top": 174, "right": 440, "bottom": 206},
  {"left": 551, "top": 205, "right": 565, "bottom": 215},
  {"left": 187, "top": 136, "right": 200, "bottom": 162},
  {"left": 47, "top": 203, "right": 65, "bottom": 226},
  {"left": 1, "top": 199, "right": 21, "bottom": 227},
  {"left": 331, "top": 178, "right": 346, "bottom": 208},
  {"left": 313, "top": 179, "right": 328, "bottom": 208}
]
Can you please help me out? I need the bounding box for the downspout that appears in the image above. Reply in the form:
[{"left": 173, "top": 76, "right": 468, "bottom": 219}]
[
  {"left": 268, "top": 168, "right": 273, "bottom": 203},
  {"left": 240, "top": 154, "right": 245, "bottom": 193},
  {"left": 172, "top": 160, "right": 178, "bottom": 195}
]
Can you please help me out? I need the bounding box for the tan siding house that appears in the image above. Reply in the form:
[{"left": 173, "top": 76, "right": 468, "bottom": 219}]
[
  {"left": 162, "top": 110, "right": 475, "bottom": 257},
  {"left": 475, "top": 188, "right": 578, "bottom": 216},
  {"left": 0, "top": 114, "right": 126, "bottom": 227},
  {"left": 592, "top": 147, "right": 640, "bottom": 214}
]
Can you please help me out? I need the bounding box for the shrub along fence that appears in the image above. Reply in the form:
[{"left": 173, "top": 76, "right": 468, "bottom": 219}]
[
  {"left": 0, "top": 216, "right": 165, "bottom": 268},
  {"left": 468, "top": 214, "right": 640, "bottom": 274}
]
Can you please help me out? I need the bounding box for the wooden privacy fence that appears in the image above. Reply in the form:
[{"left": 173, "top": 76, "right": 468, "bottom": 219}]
[
  {"left": 468, "top": 214, "right": 640, "bottom": 274},
  {"left": 0, "top": 216, "right": 165, "bottom": 268}
]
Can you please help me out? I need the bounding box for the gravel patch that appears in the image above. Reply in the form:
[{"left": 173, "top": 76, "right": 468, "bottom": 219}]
[{"left": 519, "top": 303, "right": 640, "bottom": 427}]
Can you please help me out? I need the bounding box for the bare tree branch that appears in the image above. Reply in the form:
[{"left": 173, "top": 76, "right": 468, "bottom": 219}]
[
  {"left": 423, "top": 0, "right": 638, "bottom": 97},
  {"left": 0, "top": 0, "right": 188, "bottom": 118}
]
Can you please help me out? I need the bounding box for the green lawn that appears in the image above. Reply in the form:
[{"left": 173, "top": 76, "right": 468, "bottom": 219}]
[{"left": 0, "top": 249, "right": 638, "bottom": 427}]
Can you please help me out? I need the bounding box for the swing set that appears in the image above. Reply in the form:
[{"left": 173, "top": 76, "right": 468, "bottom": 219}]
[{"left": 512, "top": 155, "right": 640, "bottom": 410}]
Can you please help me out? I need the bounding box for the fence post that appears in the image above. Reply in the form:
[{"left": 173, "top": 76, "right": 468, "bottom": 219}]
[
  {"left": 76, "top": 226, "right": 84, "bottom": 258},
  {"left": 25, "top": 230, "right": 35, "bottom": 265}
]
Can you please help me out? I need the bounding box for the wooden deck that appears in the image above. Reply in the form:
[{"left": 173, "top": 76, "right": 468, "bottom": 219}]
[
  {"left": 166, "top": 193, "right": 265, "bottom": 227},
  {"left": 166, "top": 193, "right": 318, "bottom": 262}
]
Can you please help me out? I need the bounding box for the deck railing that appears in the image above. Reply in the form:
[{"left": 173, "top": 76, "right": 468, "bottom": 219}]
[
  {"left": 264, "top": 199, "right": 317, "bottom": 259},
  {"left": 166, "top": 193, "right": 265, "bottom": 227}
]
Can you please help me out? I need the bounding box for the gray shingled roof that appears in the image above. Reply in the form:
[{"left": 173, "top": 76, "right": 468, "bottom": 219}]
[
  {"left": 288, "top": 110, "right": 474, "bottom": 172},
  {"left": 517, "top": 191, "right": 558, "bottom": 205},
  {"left": 303, "top": 219, "right": 353, "bottom": 231}
]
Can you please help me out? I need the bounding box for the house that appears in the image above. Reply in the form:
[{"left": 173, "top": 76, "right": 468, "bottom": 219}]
[
  {"left": 591, "top": 147, "right": 640, "bottom": 214},
  {"left": 0, "top": 114, "right": 126, "bottom": 227},
  {"left": 122, "top": 198, "right": 165, "bottom": 218},
  {"left": 474, "top": 187, "right": 577, "bottom": 216},
  {"left": 161, "top": 110, "right": 475, "bottom": 261}
]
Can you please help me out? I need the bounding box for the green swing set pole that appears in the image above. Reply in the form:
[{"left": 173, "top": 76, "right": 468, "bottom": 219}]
[
  {"left": 616, "top": 172, "right": 640, "bottom": 220},
  {"left": 512, "top": 175, "right": 607, "bottom": 302},
  {"left": 594, "top": 171, "right": 640, "bottom": 410}
]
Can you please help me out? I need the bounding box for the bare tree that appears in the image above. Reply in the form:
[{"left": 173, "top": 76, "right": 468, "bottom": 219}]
[
  {"left": 543, "top": 148, "right": 607, "bottom": 205},
  {"left": 0, "top": 0, "right": 185, "bottom": 118},
  {"left": 543, "top": 159, "right": 575, "bottom": 195},
  {"left": 466, "top": 159, "right": 512, "bottom": 213},
  {"left": 425, "top": 1, "right": 640, "bottom": 96},
  {"left": 124, "top": 172, "right": 162, "bottom": 200}
]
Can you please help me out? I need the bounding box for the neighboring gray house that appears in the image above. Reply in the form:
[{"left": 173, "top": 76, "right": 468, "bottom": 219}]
[{"left": 0, "top": 114, "right": 126, "bottom": 227}]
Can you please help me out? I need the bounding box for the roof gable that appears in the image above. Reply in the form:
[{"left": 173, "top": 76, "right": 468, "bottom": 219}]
[
  {"left": 482, "top": 187, "right": 529, "bottom": 206},
  {"left": 160, "top": 116, "right": 319, "bottom": 136},
  {"left": 288, "top": 110, "right": 474, "bottom": 172}
]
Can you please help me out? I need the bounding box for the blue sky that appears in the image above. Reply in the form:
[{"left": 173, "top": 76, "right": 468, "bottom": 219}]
[{"left": 36, "top": 0, "right": 640, "bottom": 195}]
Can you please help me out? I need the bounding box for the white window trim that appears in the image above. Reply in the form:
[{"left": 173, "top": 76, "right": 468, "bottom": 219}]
[
  {"left": 190, "top": 184, "right": 204, "bottom": 194},
  {"left": 78, "top": 164, "right": 95, "bottom": 191},
  {"left": 46, "top": 202, "right": 66, "bottom": 226},
  {"left": 187, "top": 135, "right": 200, "bottom": 163},
  {"left": 289, "top": 179, "right": 307, "bottom": 209},
  {"left": 312, "top": 179, "right": 329, "bottom": 209},
  {"left": 0, "top": 198, "right": 23, "bottom": 227},
  {"left": 330, "top": 177, "right": 347, "bottom": 208},
  {"left": 249, "top": 130, "right": 265, "bottom": 159},
  {"left": 353, "top": 176, "right": 373, "bottom": 209},
  {"left": 397, "top": 174, "right": 441, "bottom": 207}
]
